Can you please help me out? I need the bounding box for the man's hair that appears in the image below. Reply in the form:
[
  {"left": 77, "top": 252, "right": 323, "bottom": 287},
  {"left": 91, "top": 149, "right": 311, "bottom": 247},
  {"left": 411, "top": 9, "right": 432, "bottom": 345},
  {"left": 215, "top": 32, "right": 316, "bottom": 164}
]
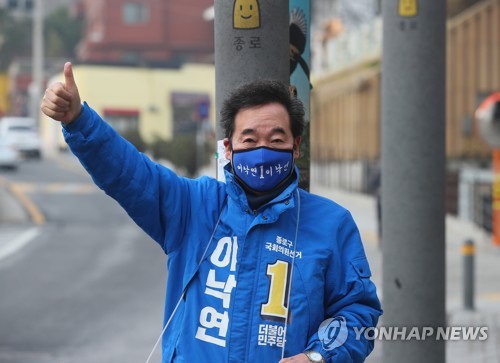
[{"left": 220, "top": 79, "right": 305, "bottom": 140}]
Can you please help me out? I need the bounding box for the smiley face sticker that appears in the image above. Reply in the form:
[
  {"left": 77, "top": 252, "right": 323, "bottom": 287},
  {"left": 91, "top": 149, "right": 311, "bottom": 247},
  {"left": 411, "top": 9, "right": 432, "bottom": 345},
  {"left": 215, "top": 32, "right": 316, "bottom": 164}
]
[
  {"left": 233, "top": 0, "right": 261, "bottom": 29},
  {"left": 399, "top": 0, "right": 418, "bottom": 17}
]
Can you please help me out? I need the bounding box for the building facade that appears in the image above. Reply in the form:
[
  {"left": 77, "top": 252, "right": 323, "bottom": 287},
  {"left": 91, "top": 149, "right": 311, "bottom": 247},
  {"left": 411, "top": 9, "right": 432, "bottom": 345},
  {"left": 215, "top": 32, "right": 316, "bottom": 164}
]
[
  {"left": 40, "top": 63, "right": 216, "bottom": 154},
  {"left": 77, "top": 0, "right": 214, "bottom": 66}
]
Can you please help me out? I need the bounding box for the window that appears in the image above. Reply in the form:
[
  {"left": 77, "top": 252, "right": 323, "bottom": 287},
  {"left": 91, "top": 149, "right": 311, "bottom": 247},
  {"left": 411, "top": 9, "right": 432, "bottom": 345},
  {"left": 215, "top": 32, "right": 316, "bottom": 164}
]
[
  {"left": 103, "top": 109, "right": 139, "bottom": 134},
  {"left": 123, "top": 3, "right": 149, "bottom": 24}
]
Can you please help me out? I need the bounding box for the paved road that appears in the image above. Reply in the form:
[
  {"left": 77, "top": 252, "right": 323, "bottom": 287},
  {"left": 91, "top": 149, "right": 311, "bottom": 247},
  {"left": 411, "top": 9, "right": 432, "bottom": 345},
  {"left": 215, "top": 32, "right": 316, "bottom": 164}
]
[{"left": 0, "top": 156, "right": 166, "bottom": 363}]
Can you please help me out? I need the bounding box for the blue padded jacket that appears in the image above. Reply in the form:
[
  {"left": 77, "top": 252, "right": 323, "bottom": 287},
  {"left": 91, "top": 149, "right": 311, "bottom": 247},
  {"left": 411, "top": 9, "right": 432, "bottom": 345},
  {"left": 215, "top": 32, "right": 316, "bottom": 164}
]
[{"left": 63, "top": 103, "right": 382, "bottom": 363}]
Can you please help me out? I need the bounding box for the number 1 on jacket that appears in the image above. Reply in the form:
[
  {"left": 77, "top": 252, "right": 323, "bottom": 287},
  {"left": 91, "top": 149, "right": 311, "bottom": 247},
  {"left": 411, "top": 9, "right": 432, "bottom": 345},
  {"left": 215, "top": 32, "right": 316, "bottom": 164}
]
[{"left": 261, "top": 260, "right": 291, "bottom": 321}]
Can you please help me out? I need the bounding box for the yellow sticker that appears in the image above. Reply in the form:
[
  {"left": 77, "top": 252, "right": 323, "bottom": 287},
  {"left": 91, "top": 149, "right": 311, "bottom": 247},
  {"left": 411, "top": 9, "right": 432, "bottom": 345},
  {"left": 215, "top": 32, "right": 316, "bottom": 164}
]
[
  {"left": 233, "top": 0, "right": 261, "bottom": 29},
  {"left": 399, "top": 0, "right": 418, "bottom": 17}
]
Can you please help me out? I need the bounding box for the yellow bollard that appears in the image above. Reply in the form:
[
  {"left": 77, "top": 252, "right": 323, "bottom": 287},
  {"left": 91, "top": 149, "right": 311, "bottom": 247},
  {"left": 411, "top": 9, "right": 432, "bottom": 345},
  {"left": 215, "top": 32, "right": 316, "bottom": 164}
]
[{"left": 462, "top": 239, "right": 475, "bottom": 310}]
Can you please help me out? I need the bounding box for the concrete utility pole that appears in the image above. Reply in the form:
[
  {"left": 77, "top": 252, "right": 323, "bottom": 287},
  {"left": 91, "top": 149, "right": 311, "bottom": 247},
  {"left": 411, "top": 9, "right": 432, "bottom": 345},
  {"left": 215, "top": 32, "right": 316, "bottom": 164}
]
[
  {"left": 289, "top": 0, "right": 311, "bottom": 191},
  {"left": 30, "top": 0, "right": 43, "bottom": 123},
  {"left": 214, "top": 0, "right": 289, "bottom": 179},
  {"left": 382, "top": 0, "right": 446, "bottom": 362}
]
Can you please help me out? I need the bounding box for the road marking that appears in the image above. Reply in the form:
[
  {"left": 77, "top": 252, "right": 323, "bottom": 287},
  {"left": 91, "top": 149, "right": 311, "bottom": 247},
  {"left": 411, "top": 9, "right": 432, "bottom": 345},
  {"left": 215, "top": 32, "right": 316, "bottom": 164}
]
[
  {"left": 0, "top": 227, "right": 40, "bottom": 261},
  {"left": 9, "top": 182, "right": 35, "bottom": 193},
  {"left": 45, "top": 182, "right": 65, "bottom": 193},
  {"left": 0, "top": 179, "right": 97, "bottom": 226},
  {"left": 9, "top": 184, "right": 46, "bottom": 225},
  {"left": 8, "top": 182, "right": 97, "bottom": 194}
]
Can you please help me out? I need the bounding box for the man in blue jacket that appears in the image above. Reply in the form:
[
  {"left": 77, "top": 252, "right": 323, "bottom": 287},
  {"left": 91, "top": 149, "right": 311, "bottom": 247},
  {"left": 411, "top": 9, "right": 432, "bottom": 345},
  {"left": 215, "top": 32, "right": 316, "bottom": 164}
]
[{"left": 41, "top": 62, "right": 382, "bottom": 363}]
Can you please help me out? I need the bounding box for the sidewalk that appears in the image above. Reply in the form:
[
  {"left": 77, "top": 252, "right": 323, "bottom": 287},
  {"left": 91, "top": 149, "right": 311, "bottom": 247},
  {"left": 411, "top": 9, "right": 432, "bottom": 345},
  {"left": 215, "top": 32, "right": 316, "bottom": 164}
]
[{"left": 312, "top": 185, "right": 500, "bottom": 363}]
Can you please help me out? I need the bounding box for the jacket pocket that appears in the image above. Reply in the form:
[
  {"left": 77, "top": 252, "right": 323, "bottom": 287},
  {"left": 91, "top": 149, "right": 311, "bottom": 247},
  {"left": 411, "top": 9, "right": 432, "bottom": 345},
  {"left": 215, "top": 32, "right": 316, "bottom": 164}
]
[{"left": 350, "top": 257, "right": 372, "bottom": 278}]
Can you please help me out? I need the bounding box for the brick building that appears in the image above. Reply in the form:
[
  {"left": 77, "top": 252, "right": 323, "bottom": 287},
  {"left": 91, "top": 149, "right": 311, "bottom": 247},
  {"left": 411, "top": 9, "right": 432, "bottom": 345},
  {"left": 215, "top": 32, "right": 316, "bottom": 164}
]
[{"left": 77, "top": 0, "right": 214, "bottom": 67}]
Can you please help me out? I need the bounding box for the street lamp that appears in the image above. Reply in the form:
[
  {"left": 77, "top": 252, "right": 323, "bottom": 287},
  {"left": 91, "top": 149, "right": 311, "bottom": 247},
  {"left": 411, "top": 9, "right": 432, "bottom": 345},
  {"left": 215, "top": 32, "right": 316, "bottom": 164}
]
[{"left": 29, "top": 0, "right": 43, "bottom": 123}]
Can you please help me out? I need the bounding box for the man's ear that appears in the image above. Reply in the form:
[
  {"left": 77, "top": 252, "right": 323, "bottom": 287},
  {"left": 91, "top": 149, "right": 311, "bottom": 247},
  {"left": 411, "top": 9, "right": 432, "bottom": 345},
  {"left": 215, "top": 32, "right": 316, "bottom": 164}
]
[
  {"left": 223, "top": 138, "right": 232, "bottom": 161},
  {"left": 293, "top": 136, "right": 301, "bottom": 159}
]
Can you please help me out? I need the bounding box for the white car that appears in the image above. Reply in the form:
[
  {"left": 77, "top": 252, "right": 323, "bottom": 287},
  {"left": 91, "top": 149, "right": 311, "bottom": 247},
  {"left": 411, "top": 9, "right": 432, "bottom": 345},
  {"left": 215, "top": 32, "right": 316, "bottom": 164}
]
[
  {"left": 0, "top": 137, "right": 20, "bottom": 170},
  {"left": 0, "top": 117, "right": 42, "bottom": 159}
]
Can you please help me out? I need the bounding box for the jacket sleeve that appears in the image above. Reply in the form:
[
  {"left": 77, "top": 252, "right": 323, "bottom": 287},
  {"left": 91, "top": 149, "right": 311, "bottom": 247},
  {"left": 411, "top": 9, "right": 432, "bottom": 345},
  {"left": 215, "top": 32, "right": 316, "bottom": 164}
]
[
  {"left": 62, "top": 102, "right": 218, "bottom": 254},
  {"left": 305, "top": 211, "right": 382, "bottom": 363}
]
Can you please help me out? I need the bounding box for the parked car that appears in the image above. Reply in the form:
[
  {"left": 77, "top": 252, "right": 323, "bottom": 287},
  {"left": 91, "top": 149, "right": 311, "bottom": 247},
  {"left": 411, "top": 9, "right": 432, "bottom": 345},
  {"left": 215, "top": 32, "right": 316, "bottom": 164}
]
[
  {"left": 0, "top": 117, "right": 42, "bottom": 159},
  {"left": 0, "top": 137, "right": 20, "bottom": 170}
]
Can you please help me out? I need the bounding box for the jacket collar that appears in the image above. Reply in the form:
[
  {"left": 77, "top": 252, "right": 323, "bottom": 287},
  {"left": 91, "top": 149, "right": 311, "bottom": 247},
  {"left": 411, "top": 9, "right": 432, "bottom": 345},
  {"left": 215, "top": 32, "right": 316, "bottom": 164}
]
[{"left": 224, "top": 164, "right": 299, "bottom": 215}]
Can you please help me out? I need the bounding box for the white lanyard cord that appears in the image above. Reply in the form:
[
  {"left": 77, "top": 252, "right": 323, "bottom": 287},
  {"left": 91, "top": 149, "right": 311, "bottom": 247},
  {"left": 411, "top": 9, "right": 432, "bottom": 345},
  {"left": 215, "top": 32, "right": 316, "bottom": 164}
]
[
  {"left": 145, "top": 198, "right": 227, "bottom": 363},
  {"left": 281, "top": 189, "right": 301, "bottom": 361},
  {"left": 144, "top": 192, "right": 300, "bottom": 363}
]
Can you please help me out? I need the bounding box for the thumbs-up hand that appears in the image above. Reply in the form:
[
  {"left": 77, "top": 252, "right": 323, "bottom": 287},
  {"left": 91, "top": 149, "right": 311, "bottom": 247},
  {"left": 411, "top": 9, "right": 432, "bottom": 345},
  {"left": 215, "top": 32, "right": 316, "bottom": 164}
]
[{"left": 41, "top": 62, "right": 82, "bottom": 124}]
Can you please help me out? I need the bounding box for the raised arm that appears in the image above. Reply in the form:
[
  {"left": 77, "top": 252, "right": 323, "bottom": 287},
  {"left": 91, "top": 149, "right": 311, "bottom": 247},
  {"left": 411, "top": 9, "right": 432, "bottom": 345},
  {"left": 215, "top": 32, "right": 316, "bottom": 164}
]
[{"left": 40, "top": 62, "right": 219, "bottom": 254}]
